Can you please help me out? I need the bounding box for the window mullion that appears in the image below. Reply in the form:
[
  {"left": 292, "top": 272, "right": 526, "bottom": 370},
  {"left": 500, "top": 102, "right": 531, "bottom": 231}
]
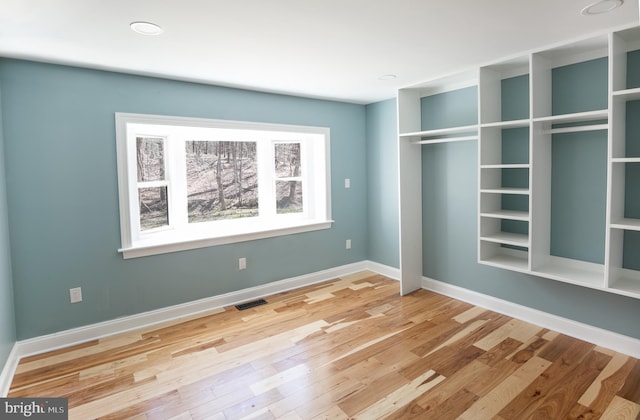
[
  {"left": 169, "top": 135, "right": 188, "bottom": 230},
  {"left": 257, "top": 139, "right": 275, "bottom": 219},
  {"left": 300, "top": 141, "right": 311, "bottom": 218},
  {"left": 127, "top": 131, "right": 142, "bottom": 242}
]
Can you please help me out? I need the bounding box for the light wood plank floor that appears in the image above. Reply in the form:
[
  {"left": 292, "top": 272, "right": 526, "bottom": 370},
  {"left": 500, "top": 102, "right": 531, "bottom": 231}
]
[{"left": 9, "top": 272, "right": 640, "bottom": 419}]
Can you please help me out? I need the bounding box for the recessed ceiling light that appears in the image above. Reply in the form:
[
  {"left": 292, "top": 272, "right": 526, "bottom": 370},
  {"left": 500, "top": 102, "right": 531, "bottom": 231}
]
[
  {"left": 378, "top": 74, "right": 397, "bottom": 81},
  {"left": 581, "top": 0, "right": 623, "bottom": 15},
  {"left": 130, "top": 21, "right": 164, "bottom": 36}
]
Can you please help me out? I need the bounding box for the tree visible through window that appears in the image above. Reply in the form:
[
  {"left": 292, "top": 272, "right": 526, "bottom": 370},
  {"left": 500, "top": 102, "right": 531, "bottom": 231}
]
[
  {"left": 136, "top": 137, "right": 168, "bottom": 231},
  {"left": 275, "top": 143, "right": 302, "bottom": 214},
  {"left": 185, "top": 141, "right": 258, "bottom": 223}
]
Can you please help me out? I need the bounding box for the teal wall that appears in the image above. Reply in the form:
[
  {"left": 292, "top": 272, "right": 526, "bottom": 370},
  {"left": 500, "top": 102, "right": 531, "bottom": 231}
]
[
  {"left": 501, "top": 75, "right": 529, "bottom": 121},
  {"left": 421, "top": 86, "right": 477, "bottom": 130},
  {"left": 552, "top": 57, "right": 608, "bottom": 115},
  {"left": 0, "top": 85, "right": 16, "bottom": 370},
  {"left": 550, "top": 58, "right": 608, "bottom": 263},
  {"left": 365, "top": 99, "right": 399, "bottom": 268},
  {"left": 626, "top": 49, "right": 640, "bottom": 89},
  {"left": 0, "top": 59, "right": 367, "bottom": 339},
  {"left": 550, "top": 130, "right": 607, "bottom": 263}
]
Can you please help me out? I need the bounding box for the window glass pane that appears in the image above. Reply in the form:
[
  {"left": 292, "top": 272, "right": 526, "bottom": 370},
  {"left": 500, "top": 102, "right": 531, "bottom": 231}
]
[
  {"left": 136, "top": 137, "right": 165, "bottom": 182},
  {"left": 276, "top": 180, "right": 303, "bottom": 214},
  {"left": 274, "top": 143, "right": 302, "bottom": 178},
  {"left": 186, "top": 140, "right": 258, "bottom": 223},
  {"left": 139, "top": 187, "right": 168, "bottom": 230}
]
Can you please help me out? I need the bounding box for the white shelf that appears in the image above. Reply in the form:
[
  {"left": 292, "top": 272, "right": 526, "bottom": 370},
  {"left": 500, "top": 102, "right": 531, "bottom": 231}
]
[
  {"left": 480, "top": 187, "right": 529, "bottom": 195},
  {"left": 533, "top": 109, "right": 608, "bottom": 124},
  {"left": 411, "top": 136, "right": 477, "bottom": 145},
  {"left": 610, "top": 218, "right": 640, "bottom": 231},
  {"left": 480, "top": 119, "right": 530, "bottom": 129},
  {"left": 481, "top": 210, "right": 529, "bottom": 221},
  {"left": 544, "top": 124, "right": 608, "bottom": 135},
  {"left": 400, "top": 125, "right": 479, "bottom": 145},
  {"left": 479, "top": 248, "right": 529, "bottom": 272},
  {"left": 532, "top": 256, "right": 604, "bottom": 289},
  {"left": 612, "top": 87, "right": 640, "bottom": 101},
  {"left": 400, "top": 124, "right": 478, "bottom": 138},
  {"left": 480, "top": 232, "right": 529, "bottom": 247},
  {"left": 611, "top": 157, "right": 640, "bottom": 163},
  {"left": 480, "top": 164, "right": 530, "bottom": 169},
  {"left": 609, "top": 268, "right": 640, "bottom": 298}
]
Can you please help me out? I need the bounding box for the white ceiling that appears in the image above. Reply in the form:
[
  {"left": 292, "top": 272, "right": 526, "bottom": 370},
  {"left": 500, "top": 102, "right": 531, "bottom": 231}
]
[{"left": 0, "top": 0, "right": 638, "bottom": 104}]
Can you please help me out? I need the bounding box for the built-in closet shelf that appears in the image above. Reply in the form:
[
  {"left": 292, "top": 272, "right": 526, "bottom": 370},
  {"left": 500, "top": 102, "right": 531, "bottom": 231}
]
[
  {"left": 544, "top": 124, "right": 608, "bottom": 135},
  {"left": 480, "top": 119, "right": 530, "bottom": 129},
  {"left": 612, "top": 87, "right": 640, "bottom": 101},
  {"left": 480, "top": 232, "right": 529, "bottom": 247},
  {"left": 410, "top": 136, "right": 478, "bottom": 145},
  {"left": 609, "top": 270, "right": 640, "bottom": 298},
  {"left": 480, "top": 250, "right": 529, "bottom": 272},
  {"left": 398, "top": 23, "right": 640, "bottom": 299},
  {"left": 480, "top": 210, "right": 529, "bottom": 221},
  {"left": 532, "top": 257, "right": 604, "bottom": 289},
  {"left": 611, "top": 218, "right": 640, "bottom": 231},
  {"left": 480, "top": 187, "right": 529, "bottom": 195},
  {"left": 400, "top": 124, "right": 478, "bottom": 145},
  {"left": 480, "top": 164, "right": 530, "bottom": 169},
  {"left": 533, "top": 109, "right": 608, "bottom": 124}
]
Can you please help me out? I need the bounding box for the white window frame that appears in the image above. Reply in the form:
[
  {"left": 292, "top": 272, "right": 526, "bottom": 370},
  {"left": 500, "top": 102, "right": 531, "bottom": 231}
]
[{"left": 115, "top": 113, "right": 332, "bottom": 259}]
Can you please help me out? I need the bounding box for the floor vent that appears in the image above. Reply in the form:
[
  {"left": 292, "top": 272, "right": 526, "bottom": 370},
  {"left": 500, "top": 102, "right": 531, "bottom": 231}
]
[{"left": 235, "top": 299, "right": 268, "bottom": 311}]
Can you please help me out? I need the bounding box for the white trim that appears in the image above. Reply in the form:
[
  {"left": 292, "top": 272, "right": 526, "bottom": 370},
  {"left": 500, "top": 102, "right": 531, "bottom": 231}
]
[
  {"left": 0, "top": 343, "right": 19, "bottom": 397},
  {"left": 120, "top": 220, "right": 334, "bottom": 259},
  {"left": 16, "top": 261, "right": 369, "bottom": 358},
  {"left": 421, "top": 276, "right": 640, "bottom": 359},
  {"left": 365, "top": 260, "right": 401, "bottom": 280}
]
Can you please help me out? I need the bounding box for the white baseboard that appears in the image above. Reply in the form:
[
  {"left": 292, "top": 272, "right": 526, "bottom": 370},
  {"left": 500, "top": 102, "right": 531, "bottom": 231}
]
[
  {"left": 0, "top": 343, "right": 19, "bottom": 397},
  {"left": 17, "top": 261, "right": 371, "bottom": 358},
  {"left": 422, "top": 276, "right": 640, "bottom": 359},
  {"left": 365, "top": 260, "right": 400, "bottom": 280}
]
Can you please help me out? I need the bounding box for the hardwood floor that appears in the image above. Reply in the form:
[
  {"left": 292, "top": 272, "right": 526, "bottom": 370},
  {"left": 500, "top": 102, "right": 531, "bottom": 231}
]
[{"left": 9, "top": 271, "right": 640, "bottom": 419}]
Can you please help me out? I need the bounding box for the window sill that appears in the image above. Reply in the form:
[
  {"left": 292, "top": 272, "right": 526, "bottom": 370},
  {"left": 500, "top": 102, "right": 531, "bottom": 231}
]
[{"left": 118, "top": 220, "right": 334, "bottom": 259}]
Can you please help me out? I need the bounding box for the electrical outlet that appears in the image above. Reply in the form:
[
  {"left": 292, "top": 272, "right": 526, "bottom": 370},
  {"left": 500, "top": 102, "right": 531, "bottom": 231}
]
[
  {"left": 345, "top": 178, "right": 351, "bottom": 189},
  {"left": 346, "top": 239, "right": 352, "bottom": 250},
  {"left": 69, "top": 287, "right": 82, "bottom": 304},
  {"left": 238, "top": 257, "right": 247, "bottom": 270}
]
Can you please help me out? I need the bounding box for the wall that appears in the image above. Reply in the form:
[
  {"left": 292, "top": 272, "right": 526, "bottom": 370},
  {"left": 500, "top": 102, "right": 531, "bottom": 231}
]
[
  {"left": 365, "top": 99, "right": 399, "bottom": 268},
  {"left": 0, "top": 59, "right": 368, "bottom": 340},
  {"left": 0, "top": 85, "right": 16, "bottom": 369}
]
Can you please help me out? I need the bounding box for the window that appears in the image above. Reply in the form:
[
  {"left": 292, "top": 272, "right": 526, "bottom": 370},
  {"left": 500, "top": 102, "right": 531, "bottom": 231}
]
[{"left": 115, "top": 113, "right": 332, "bottom": 258}]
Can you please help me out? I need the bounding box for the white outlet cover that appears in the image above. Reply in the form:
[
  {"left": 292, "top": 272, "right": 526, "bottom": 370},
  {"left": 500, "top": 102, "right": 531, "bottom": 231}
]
[{"left": 69, "top": 287, "right": 82, "bottom": 303}]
